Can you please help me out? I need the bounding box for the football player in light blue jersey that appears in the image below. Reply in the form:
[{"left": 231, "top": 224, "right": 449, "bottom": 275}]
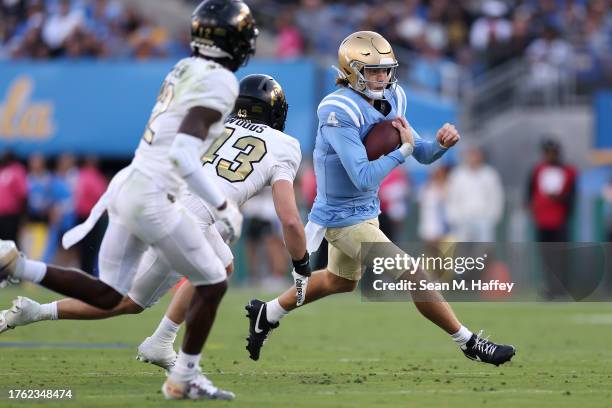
[{"left": 246, "top": 31, "right": 516, "bottom": 367}]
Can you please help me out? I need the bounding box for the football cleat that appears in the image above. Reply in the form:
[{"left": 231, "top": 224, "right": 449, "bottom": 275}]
[
  {"left": 0, "top": 297, "right": 44, "bottom": 334},
  {"left": 0, "top": 240, "right": 22, "bottom": 287},
  {"left": 136, "top": 336, "right": 177, "bottom": 370},
  {"left": 245, "top": 299, "right": 278, "bottom": 361},
  {"left": 162, "top": 371, "right": 235, "bottom": 400},
  {"left": 462, "top": 330, "right": 516, "bottom": 366}
]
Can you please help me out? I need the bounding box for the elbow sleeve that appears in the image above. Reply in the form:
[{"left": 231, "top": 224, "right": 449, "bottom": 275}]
[{"left": 169, "top": 133, "right": 204, "bottom": 177}]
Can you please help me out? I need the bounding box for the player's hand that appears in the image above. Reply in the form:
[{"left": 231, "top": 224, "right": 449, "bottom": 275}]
[
  {"left": 292, "top": 252, "right": 311, "bottom": 307},
  {"left": 392, "top": 117, "right": 414, "bottom": 147},
  {"left": 436, "top": 123, "right": 460, "bottom": 148},
  {"left": 214, "top": 200, "right": 243, "bottom": 244}
]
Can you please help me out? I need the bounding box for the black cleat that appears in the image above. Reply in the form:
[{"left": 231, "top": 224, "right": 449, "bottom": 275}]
[
  {"left": 245, "top": 299, "right": 278, "bottom": 361},
  {"left": 462, "top": 331, "right": 516, "bottom": 366}
]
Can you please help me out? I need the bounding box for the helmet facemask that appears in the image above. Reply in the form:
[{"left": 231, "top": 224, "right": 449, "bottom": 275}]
[{"left": 351, "top": 60, "right": 398, "bottom": 100}]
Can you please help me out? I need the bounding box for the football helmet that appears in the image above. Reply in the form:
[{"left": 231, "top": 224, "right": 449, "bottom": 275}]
[
  {"left": 191, "top": 0, "right": 258, "bottom": 72},
  {"left": 336, "top": 31, "right": 398, "bottom": 100},
  {"left": 233, "top": 74, "right": 289, "bottom": 132}
]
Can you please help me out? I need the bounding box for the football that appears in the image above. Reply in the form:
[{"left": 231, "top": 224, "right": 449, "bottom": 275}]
[{"left": 364, "top": 119, "right": 401, "bottom": 160}]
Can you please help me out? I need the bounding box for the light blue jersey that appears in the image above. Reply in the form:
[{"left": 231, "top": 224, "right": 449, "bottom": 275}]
[{"left": 308, "top": 84, "right": 447, "bottom": 228}]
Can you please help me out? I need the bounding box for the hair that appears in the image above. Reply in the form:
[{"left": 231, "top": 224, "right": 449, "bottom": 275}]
[{"left": 335, "top": 77, "right": 349, "bottom": 87}]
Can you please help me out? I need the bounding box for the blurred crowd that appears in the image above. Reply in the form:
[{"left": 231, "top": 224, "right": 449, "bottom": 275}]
[
  {"left": 0, "top": 149, "right": 107, "bottom": 274},
  {"left": 3, "top": 0, "right": 610, "bottom": 93},
  {"left": 0, "top": 0, "right": 189, "bottom": 60},
  {"left": 251, "top": 0, "right": 612, "bottom": 94}
]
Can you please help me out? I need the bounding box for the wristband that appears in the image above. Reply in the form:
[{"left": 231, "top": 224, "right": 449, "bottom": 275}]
[
  {"left": 399, "top": 143, "right": 414, "bottom": 158},
  {"left": 292, "top": 252, "right": 311, "bottom": 277}
]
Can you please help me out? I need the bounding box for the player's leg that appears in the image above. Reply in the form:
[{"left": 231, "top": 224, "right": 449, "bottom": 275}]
[
  {"left": 276, "top": 268, "right": 357, "bottom": 311},
  {"left": 0, "top": 245, "right": 178, "bottom": 336},
  {"left": 136, "top": 221, "right": 233, "bottom": 370},
  {"left": 0, "top": 295, "right": 143, "bottom": 335},
  {"left": 245, "top": 225, "right": 362, "bottom": 360},
  {"left": 0, "top": 217, "right": 147, "bottom": 310},
  {"left": 150, "top": 213, "right": 234, "bottom": 400}
]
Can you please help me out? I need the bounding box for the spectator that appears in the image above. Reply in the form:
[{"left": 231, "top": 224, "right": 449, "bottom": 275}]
[
  {"left": 527, "top": 139, "right": 577, "bottom": 241},
  {"left": 469, "top": 0, "right": 512, "bottom": 68},
  {"left": 526, "top": 24, "right": 574, "bottom": 102},
  {"left": 379, "top": 167, "right": 410, "bottom": 242},
  {"left": 446, "top": 146, "right": 504, "bottom": 242},
  {"left": 275, "top": 7, "right": 304, "bottom": 59},
  {"left": 418, "top": 165, "right": 450, "bottom": 244},
  {"left": 42, "top": 0, "right": 84, "bottom": 56},
  {"left": 74, "top": 156, "right": 107, "bottom": 275},
  {"left": 24, "top": 153, "right": 52, "bottom": 260},
  {"left": 26, "top": 152, "right": 52, "bottom": 223},
  {"left": 527, "top": 138, "right": 577, "bottom": 298},
  {"left": 43, "top": 153, "right": 77, "bottom": 264},
  {"left": 0, "top": 149, "right": 27, "bottom": 242}
]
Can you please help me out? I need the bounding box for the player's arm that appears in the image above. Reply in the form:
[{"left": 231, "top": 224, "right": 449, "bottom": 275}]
[
  {"left": 410, "top": 123, "right": 460, "bottom": 164},
  {"left": 169, "top": 106, "right": 227, "bottom": 210},
  {"left": 271, "top": 179, "right": 310, "bottom": 306},
  {"left": 325, "top": 124, "right": 406, "bottom": 192},
  {"left": 169, "top": 72, "right": 242, "bottom": 241},
  {"left": 272, "top": 180, "right": 306, "bottom": 261}
]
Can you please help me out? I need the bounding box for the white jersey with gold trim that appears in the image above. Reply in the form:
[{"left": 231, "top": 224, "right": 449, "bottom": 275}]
[
  {"left": 179, "top": 117, "right": 301, "bottom": 222},
  {"left": 132, "top": 57, "right": 239, "bottom": 196}
]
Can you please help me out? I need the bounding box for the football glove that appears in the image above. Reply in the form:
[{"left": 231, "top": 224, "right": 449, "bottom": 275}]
[{"left": 214, "top": 200, "right": 243, "bottom": 244}]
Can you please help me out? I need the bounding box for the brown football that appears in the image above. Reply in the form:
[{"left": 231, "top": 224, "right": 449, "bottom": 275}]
[{"left": 364, "top": 119, "right": 401, "bottom": 160}]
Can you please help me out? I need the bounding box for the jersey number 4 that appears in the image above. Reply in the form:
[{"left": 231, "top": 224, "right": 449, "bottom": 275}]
[
  {"left": 201, "top": 127, "right": 267, "bottom": 182},
  {"left": 142, "top": 80, "right": 175, "bottom": 144}
]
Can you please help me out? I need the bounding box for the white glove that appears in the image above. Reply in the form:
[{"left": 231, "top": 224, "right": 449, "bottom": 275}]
[{"left": 214, "top": 200, "right": 243, "bottom": 244}]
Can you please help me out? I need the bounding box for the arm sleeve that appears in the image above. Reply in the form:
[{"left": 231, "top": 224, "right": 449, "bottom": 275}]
[
  {"left": 324, "top": 124, "right": 405, "bottom": 192},
  {"left": 412, "top": 127, "right": 448, "bottom": 164}
]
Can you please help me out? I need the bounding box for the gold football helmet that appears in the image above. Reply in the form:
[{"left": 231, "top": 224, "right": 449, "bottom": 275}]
[{"left": 336, "top": 31, "right": 398, "bottom": 100}]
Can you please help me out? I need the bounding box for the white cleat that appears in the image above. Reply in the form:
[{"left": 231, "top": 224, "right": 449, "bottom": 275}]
[
  {"left": 0, "top": 297, "right": 44, "bottom": 334},
  {"left": 136, "top": 336, "right": 177, "bottom": 370},
  {"left": 162, "top": 371, "right": 235, "bottom": 400},
  {"left": 0, "top": 240, "right": 22, "bottom": 287}
]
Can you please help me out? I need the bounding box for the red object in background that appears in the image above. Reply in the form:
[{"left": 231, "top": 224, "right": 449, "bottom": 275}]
[
  {"left": 276, "top": 26, "right": 304, "bottom": 59},
  {"left": 0, "top": 161, "right": 27, "bottom": 215},
  {"left": 379, "top": 167, "right": 409, "bottom": 216},
  {"left": 75, "top": 164, "right": 108, "bottom": 219},
  {"left": 300, "top": 164, "right": 317, "bottom": 207},
  {"left": 529, "top": 163, "right": 577, "bottom": 229}
]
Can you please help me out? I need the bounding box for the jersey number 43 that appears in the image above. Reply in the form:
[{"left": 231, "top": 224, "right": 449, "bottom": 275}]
[{"left": 201, "top": 127, "right": 267, "bottom": 183}]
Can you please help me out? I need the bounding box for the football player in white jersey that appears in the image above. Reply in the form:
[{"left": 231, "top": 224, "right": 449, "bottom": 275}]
[
  {"left": 0, "top": 74, "right": 310, "bottom": 393},
  {"left": 0, "top": 0, "right": 258, "bottom": 400}
]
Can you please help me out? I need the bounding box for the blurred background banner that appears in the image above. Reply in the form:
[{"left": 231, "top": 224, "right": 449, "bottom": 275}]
[{"left": 0, "top": 60, "right": 318, "bottom": 156}]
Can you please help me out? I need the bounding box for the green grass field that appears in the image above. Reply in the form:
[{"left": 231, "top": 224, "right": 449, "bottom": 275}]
[{"left": 0, "top": 285, "right": 611, "bottom": 407}]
